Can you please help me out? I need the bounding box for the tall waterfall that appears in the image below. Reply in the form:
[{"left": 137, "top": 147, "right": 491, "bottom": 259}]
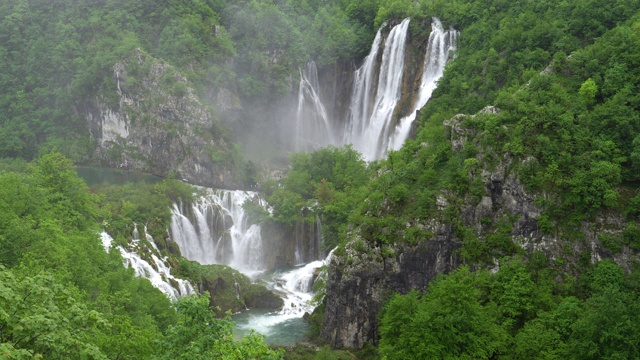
[
  {"left": 295, "top": 61, "right": 336, "bottom": 151},
  {"left": 169, "top": 189, "right": 268, "bottom": 274},
  {"left": 388, "top": 18, "right": 459, "bottom": 151},
  {"left": 347, "top": 18, "right": 411, "bottom": 161},
  {"left": 344, "top": 29, "right": 384, "bottom": 152},
  {"left": 294, "top": 17, "right": 457, "bottom": 161}
]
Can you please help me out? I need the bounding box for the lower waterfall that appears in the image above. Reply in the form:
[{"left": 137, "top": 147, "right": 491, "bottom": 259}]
[
  {"left": 169, "top": 188, "right": 269, "bottom": 275},
  {"left": 233, "top": 252, "right": 333, "bottom": 345},
  {"left": 169, "top": 188, "right": 329, "bottom": 343},
  {"left": 101, "top": 231, "right": 194, "bottom": 300}
]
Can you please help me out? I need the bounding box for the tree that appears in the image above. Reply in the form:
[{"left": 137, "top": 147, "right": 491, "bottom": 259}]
[
  {"left": 379, "top": 267, "right": 507, "bottom": 359},
  {"left": 160, "top": 292, "right": 283, "bottom": 360},
  {"left": 29, "top": 151, "right": 97, "bottom": 229},
  {"left": 0, "top": 267, "right": 108, "bottom": 359}
]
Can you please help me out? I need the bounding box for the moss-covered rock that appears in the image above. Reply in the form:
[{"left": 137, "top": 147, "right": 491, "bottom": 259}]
[{"left": 174, "top": 259, "right": 283, "bottom": 314}]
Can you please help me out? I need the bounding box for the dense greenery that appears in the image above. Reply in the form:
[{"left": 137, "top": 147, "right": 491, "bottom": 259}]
[
  {"left": 4, "top": 0, "right": 640, "bottom": 357},
  {"left": 0, "top": 152, "right": 279, "bottom": 358},
  {"left": 325, "top": 0, "right": 640, "bottom": 253},
  {"left": 96, "top": 177, "right": 196, "bottom": 252},
  {"left": 262, "top": 146, "right": 371, "bottom": 250},
  {"left": 159, "top": 293, "right": 282, "bottom": 360},
  {"left": 379, "top": 258, "right": 640, "bottom": 359}
]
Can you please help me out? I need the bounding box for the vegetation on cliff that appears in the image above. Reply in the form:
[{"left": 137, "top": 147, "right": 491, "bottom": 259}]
[
  {"left": 264, "top": 0, "right": 640, "bottom": 356},
  {"left": 380, "top": 258, "right": 640, "bottom": 359},
  {"left": 0, "top": 0, "right": 377, "bottom": 166}
]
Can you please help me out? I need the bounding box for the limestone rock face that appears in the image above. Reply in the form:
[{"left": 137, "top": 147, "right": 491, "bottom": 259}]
[
  {"left": 85, "top": 49, "right": 241, "bottom": 189},
  {"left": 321, "top": 235, "right": 461, "bottom": 348},
  {"left": 260, "top": 216, "right": 323, "bottom": 269}
]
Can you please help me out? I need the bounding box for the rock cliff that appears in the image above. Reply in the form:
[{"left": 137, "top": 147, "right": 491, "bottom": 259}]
[
  {"left": 260, "top": 215, "right": 323, "bottom": 269},
  {"left": 84, "top": 49, "right": 243, "bottom": 189},
  {"left": 321, "top": 233, "right": 461, "bottom": 348}
]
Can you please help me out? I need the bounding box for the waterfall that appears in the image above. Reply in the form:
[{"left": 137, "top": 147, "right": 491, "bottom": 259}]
[
  {"left": 294, "top": 17, "right": 457, "bottom": 161},
  {"left": 233, "top": 249, "right": 336, "bottom": 343},
  {"left": 101, "top": 231, "right": 194, "bottom": 300},
  {"left": 388, "top": 18, "right": 459, "bottom": 151},
  {"left": 295, "top": 61, "right": 336, "bottom": 151},
  {"left": 169, "top": 189, "right": 269, "bottom": 275},
  {"left": 363, "top": 18, "right": 411, "bottom": 159},
  {"left": 345, "top": 29, "right": 384, "bottom": 149}
]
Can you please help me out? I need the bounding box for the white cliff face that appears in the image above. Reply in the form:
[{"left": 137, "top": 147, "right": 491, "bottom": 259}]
[
  {"left": 100, "top": 108, "right": 129, "bottom": 144},
  {"left": 86, "top": 48, "right": 240, "bottom": 189}
]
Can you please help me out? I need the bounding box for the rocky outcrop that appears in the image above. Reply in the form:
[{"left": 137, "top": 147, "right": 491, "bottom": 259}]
[
  {"left": 260, "top": 215, "right": 323, "bottom": 269},
  {"left": 321, "top": 233, "right": 461, "bottom": 348},
  {"left": 316, "top": 60, "right": 356, "bottom": 127},
  {"left": 84, "top": 48, "right": 242, "bottom": 189},
  {"left": 194, "top": 264, "right": 284, "bottom": 313},
  {"left": 444, "top": 106, "right": 634, "bottom": 271}
]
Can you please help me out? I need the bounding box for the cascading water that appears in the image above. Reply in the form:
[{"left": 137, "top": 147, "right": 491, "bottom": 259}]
[
  {"left": 233, "top": 250, "right": 335, "bottom": 345},
  {"left": 294, "top": 17, "right": 457, "bottom": 161},
  {"left": 169, "top": 188, "right": 268, "bottom": 275},
  {"left": 101, "top": 231, "right": 194, "bottom": 300},
  {"left": 295, "top": 61, "right": 336, "bottom": 151},
  {"left": 348, "top": 18, "right": 411, "bottom": 161},
  {"left": 388, "top": 18, "right": 459, "bottom": 151},
  {"left": 345, "top": 29, "right": 383, "bottom": 149},
  {"left": 169, "top": 188, "right": 329, "bottom": 343}
]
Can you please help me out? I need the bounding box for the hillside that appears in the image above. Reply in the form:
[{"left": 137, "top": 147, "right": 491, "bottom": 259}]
[{"left": 2, "top": 0, "right": 640, "bottom": 359}]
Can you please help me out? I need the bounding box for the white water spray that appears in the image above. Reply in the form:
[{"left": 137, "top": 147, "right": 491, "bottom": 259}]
[
  {"left": 345, "top": 29, "right": 384, "bottom": 149},
  {"left": 388, "top": 18, "right": 459, "bottom": 151},
  {"left": 295, "top": 17, "right": 457, "bottom": 161},
  {"left": 101, "top": 231, "right": 194, "bottom": 300},
  {"left": 169, "top": 189, "right": 269, "bottom": 275},
  {"left": 355, "top": 18, "right": 410, "bottom": 160},
  {"left": 296, "top": 61, "right": 336, "bottom": 151},
  {"left": 233, "top": 250, "right": 335, "bottom": 343}
]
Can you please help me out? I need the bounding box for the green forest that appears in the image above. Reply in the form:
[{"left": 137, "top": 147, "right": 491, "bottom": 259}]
[{"left": 2, "top": 0, "right": 640, "bottom": 358}]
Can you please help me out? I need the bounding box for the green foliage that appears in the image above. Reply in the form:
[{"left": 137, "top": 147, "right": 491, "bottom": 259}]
[
  {"left": 98, "top": 178, "right": 195, "bottom": 246},
  {"left": 374, "top": 0, "right": 413, "bottom": 29},
  {"left": 0, "top": 267, "right": 108, "bottom": 359},
  {"left": 379, "top": 267, "right": 507, "bottom": 359},
  {"left": 265, "top": 146, "right": 371, "bottom": 249},
  {"left": 0, "top": 153, "right": 178, "bottom": 357},
  {"left": 160, "top": 292, "right": 283, "bottom": 360},
  {"left": 0, "top": 152, "right": 289, "bottom": 358},
  {"left": 379, "top": 259, "right": 640, "bottom": 359},
  {"left": 579, "top": 78, "right": 598, "bottom": 106}
]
